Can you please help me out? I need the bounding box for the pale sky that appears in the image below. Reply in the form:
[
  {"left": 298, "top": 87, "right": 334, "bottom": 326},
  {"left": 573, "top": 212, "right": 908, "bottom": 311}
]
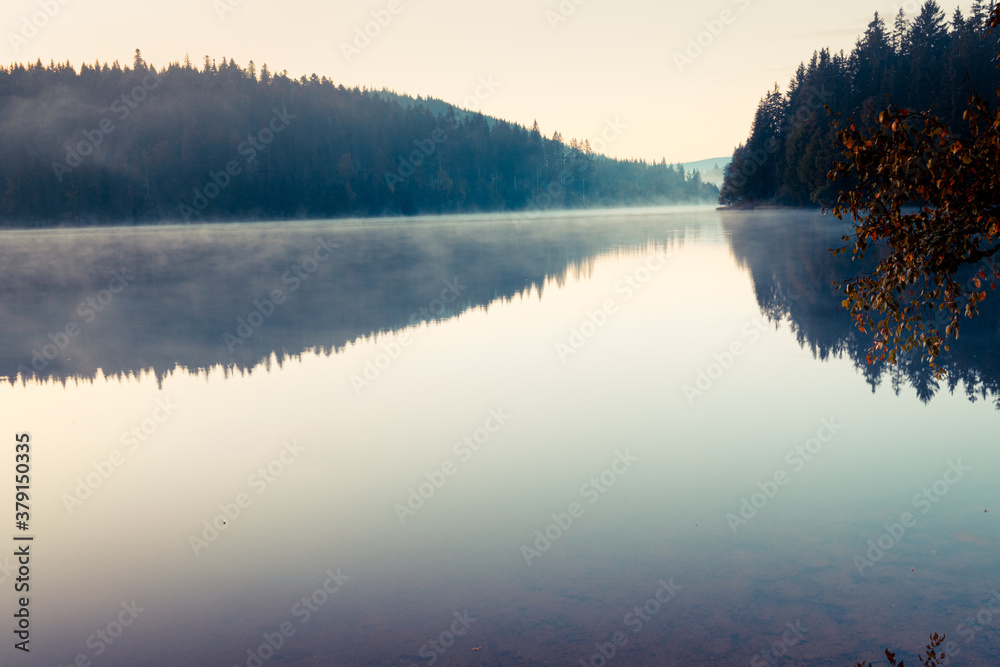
[{"left": 1, "top": 0, "right": 978, "bottom": 163}]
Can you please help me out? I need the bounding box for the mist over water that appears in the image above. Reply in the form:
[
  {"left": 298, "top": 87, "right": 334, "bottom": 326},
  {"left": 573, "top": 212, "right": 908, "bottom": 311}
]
[
  {"left": 1, "top": 207, "right": 998, "bottom": 666},
  {"left": 0, "top": 209, "right": 701, "bottom": 385}
]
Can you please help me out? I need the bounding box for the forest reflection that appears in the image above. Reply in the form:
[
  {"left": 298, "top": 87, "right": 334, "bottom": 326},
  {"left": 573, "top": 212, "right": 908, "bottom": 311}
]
[
  {"left": 723, "top": 210, "right": 1000, "bottom": 407},
  {"left": 0, "top": 212, "right": 698, "bottom": 385}
]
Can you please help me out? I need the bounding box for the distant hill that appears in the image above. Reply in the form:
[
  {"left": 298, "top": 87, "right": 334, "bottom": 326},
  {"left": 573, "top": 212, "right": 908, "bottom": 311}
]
[
  {"left": 680, "top": 157, "right": 730, "bottom": 187},
  {"left": 373, "top": 91, "right": 731, "bottom": 188},
  {"left": 0, "top": 55, "right": 718, "bottom": 227},
  {"left": 369, "top": 90, "right": 494, "bottom": 127}
]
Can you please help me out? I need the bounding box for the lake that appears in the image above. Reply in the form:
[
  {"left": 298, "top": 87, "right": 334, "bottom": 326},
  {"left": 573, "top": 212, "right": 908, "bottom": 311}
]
[{"left": 1, "top": 207, "right": 998, "bottom": 666}]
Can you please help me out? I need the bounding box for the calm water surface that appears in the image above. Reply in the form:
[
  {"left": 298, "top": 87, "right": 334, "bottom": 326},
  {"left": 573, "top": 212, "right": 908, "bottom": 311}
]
[{"left": 1, "top": 207, "right": 998, "bottom": 666}]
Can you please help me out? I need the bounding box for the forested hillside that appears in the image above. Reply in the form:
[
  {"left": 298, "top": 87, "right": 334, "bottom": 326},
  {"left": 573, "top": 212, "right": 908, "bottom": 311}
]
[
  {"left": 719, "top": 0, "right": 1000, "bottom": 207},
  {"left": 0, "top": 52, "right": 717, "bottom": 227}
]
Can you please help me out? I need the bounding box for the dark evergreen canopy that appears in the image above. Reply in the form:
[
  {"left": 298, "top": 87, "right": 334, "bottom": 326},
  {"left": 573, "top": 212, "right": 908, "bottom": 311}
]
[
  {"left": 720, "top": 1, "right": 1000, "bottom": 207},
  {"left": 0, "top": 53, "right": 717, "bottom": 227}
]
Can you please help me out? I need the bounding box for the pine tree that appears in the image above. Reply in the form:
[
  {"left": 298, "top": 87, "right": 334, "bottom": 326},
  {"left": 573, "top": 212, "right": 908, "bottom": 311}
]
[
  {"left": 910, "top": 0, "right": 948, "bottom": 53},
  {"left": 738, "top": 84, "right": 786, "bottom": 202},
  {"left": 907, "top": 1, "right": 949, "bottom": 109},
  {"left": 970, "top": 0, "right": 990, "bottom": 33},
  {"left": 864, "top": 12, "right": 889, "bottom": 48},
  {"left": 951, "top": 6, "right": 966, "bottom": 33},
  {"left": 854, "top": 12, "right": 891, "bottom": 104},
  {"left": 892, "top": 9, "right": 909, "bottom": 55}
]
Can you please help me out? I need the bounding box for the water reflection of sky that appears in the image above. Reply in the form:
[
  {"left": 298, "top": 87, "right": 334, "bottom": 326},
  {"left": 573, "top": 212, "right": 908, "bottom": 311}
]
[{"left": 0, "top": 208, "right": 998, "bottom": 666}]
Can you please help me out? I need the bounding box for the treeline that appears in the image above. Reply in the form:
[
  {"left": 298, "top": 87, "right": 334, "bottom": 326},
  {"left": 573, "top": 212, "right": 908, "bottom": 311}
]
[
  {"left": 719, "top": 0, "right": 1000, "bottom": 207},
  {"left": 0, "top": 52, "right": 717, "bottom": 227}
]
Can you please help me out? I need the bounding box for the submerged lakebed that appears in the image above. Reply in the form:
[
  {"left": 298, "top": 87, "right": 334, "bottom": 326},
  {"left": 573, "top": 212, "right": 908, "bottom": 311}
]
[{"left": 0, "top": 207, "right": 998, "bottom": 665}]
